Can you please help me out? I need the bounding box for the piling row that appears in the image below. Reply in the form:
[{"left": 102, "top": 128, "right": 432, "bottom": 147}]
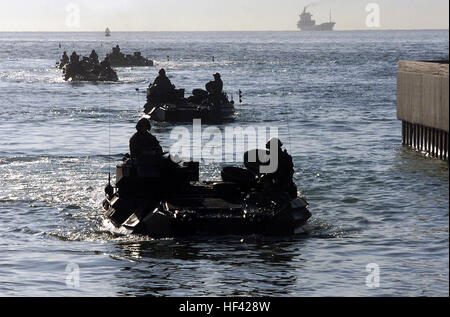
[
  {"left": 402, "top": 121, "right": 449, "bottom": 160},
  {"left": 397, "top": 60, "right": 449, "bottom": 161}
]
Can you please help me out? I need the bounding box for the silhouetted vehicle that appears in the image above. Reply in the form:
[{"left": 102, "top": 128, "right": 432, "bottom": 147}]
[
  {"left": 144, "top": 72, "right": 235, "bottom": 123},
  {"left": 106, "top": 45, "right": 153, "bottom": 67},
  {"left": 59, "top": 52, "right": 118, "bottom": 82},
  {"left": 102, "top": 141, "right": 310, "bottom": 237}
]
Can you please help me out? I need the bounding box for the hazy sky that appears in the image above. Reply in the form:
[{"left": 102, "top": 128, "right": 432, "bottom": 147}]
[{"left": 0, "top": 0, "right": 448, "bottom": 31}]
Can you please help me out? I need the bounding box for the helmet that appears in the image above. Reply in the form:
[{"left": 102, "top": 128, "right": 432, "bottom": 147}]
[
  {"left": 213, "top": 73, "right": 221, "bottom": 78},
  {"left": 159, "top": 68, "right": 166, "bottom": 75},
  {"left": 265, "top": 137, "right": 283, "bottom": 149},
  {"left": 136, "top": 118, "right": 151, "bottom": 131}
]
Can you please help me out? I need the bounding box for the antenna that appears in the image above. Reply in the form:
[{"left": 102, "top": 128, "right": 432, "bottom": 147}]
[
  {"left": 103, "top": 84, "right": 115, "bottom": 198},
  {"left": 136, "top": 87, "right": 140, "bottom": 116},
  {"left": 285, "top": 109, "right": 292, "bottom": 154},
  {"left": 108, "top": 84, "right": 111, "bottom": 174},
  {"left": 281, "top": 96, "right": 292, "bottom": 154}
]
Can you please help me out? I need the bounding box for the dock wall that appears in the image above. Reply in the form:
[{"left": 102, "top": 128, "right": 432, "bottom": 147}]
[{"left": 397, "top": 60, "right": 449, "bottom": 160}]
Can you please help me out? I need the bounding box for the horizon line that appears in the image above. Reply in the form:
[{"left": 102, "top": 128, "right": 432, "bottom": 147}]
[{"left": 0, "top": 28, "right": 448, "bottom": 33}]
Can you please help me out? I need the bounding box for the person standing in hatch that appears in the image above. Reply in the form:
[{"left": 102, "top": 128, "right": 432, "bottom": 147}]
[
  {"left": 212, "top": 73, "right": 223, "bottom": 95},
  {"left": 265, "top": 138, "right": 297, "bottom": 198},
  {"left": 129, "top": 118, "right": 163, "bottom": 164},
  {"left": 152, "top": 68, "right": 175, "bottom": 101},
  {"left": 60, "top": 51, "right": 69, "bottom": 65},
  {"left": 89, "top": 49, "right": 99, "bottom": 64}
]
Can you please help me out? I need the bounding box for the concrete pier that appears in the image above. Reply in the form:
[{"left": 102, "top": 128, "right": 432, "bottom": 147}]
[{"left": 397, "top": 60, "right": 449, "bottom": 160}]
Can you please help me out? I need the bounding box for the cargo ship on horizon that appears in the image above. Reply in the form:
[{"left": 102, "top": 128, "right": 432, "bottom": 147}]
[{"left": 297, "top": 6, "right": 335, "bottom": 31}]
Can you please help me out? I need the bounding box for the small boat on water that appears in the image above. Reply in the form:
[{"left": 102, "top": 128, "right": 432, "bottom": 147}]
[
  {"left": 102, "top": 151, "right": 311, "bottom": 238},
  {"left": 105, "top": 27, "right": 111, "bottom": 37}
]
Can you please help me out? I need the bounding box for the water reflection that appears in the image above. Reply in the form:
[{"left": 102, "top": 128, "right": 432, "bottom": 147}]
[{"left": 112, "top": 236, "right": 308, "bottom": 296}]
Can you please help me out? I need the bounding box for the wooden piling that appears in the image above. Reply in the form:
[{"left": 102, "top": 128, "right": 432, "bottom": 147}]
[
  {"left": 420, "top": 125, "right": 424, "bottom": 152},
  {"left": 409, "top": 122, "right": 413, "bottom": 147},
  {"left": 419, "top": 125, "right": 422, "bottom": 151},
  {"left": 428, "top": 127, "right": 432, "bottom": 155},
  {"left": 403, "top": 122, "right": 406, "bottom": 145},
  {"left": 438, "top": 131, "right": 440, "bottom": 158},
  {"left": 444, "top": 132, "right": 448, "bottom": 160},
  {"left": 432, "top": 128, "right": 436, "bottom": 157}
]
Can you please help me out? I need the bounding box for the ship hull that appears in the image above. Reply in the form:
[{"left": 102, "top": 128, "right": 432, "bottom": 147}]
[{"left": 298, "top": 22, "right": 335, "bottom": 31}]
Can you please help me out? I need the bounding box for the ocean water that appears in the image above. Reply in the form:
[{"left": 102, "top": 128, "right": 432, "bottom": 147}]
[{"left": 0, "top": 30, "right": 448, "bottom": 296}]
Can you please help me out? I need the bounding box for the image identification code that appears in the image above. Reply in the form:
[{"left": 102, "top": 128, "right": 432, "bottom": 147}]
[{"left": 179, "top": 301, "right": 271, "bottom": 314}]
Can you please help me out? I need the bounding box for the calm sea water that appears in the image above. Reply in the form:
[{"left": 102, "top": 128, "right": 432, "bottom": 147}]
[{"left": 0, "top": 30, "right": 448, "bottom": 296}]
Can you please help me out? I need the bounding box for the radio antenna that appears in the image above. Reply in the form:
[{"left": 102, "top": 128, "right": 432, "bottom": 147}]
[
  {"left": 136, "top": 88, "right": 140, "bottom": 116},
  {"left": 108, "top": 84, "right": 111, "bottom": 173},
  {"left": 283, "top": 99, "right": 292, "bottom": 154},
  {"left": 102, "top": 84, "right": 114, "bottom": 197}
]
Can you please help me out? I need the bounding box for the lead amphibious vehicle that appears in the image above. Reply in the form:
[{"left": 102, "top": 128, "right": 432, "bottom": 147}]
[{"left": 102, "top": 151, "right": 311, "bottom": 237}]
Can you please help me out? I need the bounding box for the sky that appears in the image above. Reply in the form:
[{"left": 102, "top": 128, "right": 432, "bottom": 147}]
[{"left": 0, "top": 0, "right": 448, "bottom": 31}]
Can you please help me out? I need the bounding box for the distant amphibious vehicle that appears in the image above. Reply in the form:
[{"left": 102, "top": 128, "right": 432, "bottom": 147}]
[
  {"left": 57, "top": 51, "right": 118, "bottom": 82},
  {"left": 144, "top": 72, "right": 235, "bottom": 124},
  {"left": 144, "top": 91, "right": 235, "bottom": 124},
  {"left": 106, "top": 45, "right": 154, "bottom": 67},
  {"left": 102, "top": 151, "right": 311, "bottom": 237}
]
